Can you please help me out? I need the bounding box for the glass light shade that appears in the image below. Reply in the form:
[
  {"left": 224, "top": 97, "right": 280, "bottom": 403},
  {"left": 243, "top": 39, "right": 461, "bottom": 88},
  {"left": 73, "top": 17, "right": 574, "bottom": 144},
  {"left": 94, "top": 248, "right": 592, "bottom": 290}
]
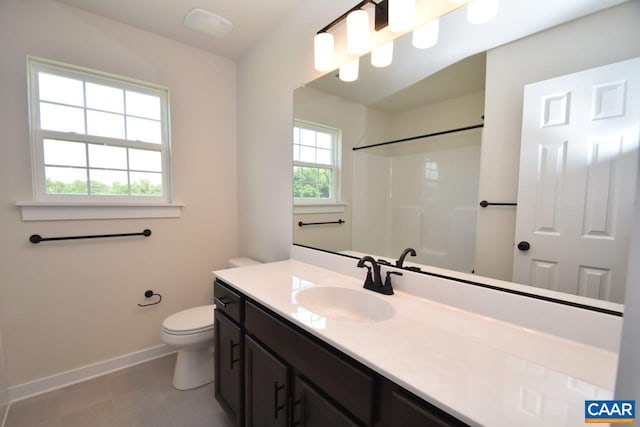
[
  {"left": 339, "top": 58, "right": 359, "bottom": 82},
  {"left": 371, "top": 41, "right": 393, "bottom": 68},
  {"left": 412, "top": 18, "right": 439, "bottom": 49},
  {"left": 314, "top": 32, "right": 335, "bottom": 71},
  {"left": 467, "top": 0, "right": 499, "bottom": 24},
  {"left": 389, "top": 0, "right": 416, "bottom": 32},
  {"left": 346, "top": 9, "right": 371, "bottom": 55}
]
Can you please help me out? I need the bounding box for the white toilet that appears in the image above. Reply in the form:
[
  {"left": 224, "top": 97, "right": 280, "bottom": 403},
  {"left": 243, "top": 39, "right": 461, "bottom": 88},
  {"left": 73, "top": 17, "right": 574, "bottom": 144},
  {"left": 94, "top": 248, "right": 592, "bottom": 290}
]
[{"left": 161, "top": 257, "right": 260, "bottom": 390}]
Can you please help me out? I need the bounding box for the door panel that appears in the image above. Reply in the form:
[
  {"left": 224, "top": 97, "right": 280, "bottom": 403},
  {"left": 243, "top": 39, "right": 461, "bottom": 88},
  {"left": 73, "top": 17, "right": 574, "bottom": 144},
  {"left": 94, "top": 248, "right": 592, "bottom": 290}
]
[
  {"left": 214, "top": 310, "right": 243, "bottom": 425},
  {"left": 293, "top": 376, "right": 359, "bottom": 427},
  {"left": 245, "top": 335, "right": 288, "bottom": 427}
]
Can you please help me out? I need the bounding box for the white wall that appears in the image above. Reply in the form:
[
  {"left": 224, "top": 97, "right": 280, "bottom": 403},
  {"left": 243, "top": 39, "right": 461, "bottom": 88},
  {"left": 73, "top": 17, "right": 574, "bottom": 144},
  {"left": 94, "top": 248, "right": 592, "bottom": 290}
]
[
  {"left": 0, "top": 0, "right": 237, "bottom": 389},
  {"left": 477, "top": 1, "right": 640, "bottom": 281},
  {"left": 387, "top": 91, "right": 485, "bottom": 140},
  {"left": 237, "top": 1, "right": 358, "bottom": 262}
]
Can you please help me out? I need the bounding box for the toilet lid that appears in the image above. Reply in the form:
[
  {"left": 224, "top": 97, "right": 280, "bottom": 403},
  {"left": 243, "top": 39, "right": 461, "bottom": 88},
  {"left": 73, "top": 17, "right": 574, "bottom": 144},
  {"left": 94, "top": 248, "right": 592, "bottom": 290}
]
[{"left": 162, "top": 305, "right": 215, "bottom": 333}]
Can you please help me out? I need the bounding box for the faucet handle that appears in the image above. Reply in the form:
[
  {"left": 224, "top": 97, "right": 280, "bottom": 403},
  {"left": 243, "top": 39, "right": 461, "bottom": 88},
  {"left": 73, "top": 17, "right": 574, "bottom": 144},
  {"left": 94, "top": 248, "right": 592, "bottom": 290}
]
[
  {"left": 382, "top": 271, "right": 402, "bottom": 295},
  {"left": 364, "top": 267, "right": 374, "bottom": 288},
  {"left": 358, "top": 264, "right": 374, "bottom": 288}
]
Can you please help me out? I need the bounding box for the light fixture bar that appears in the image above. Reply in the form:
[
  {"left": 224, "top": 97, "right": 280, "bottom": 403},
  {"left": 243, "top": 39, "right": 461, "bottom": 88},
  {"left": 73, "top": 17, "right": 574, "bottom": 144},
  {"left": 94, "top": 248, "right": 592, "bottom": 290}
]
[
  {"left": 317, "top": 0, "right": 372, "bottom": 34},
  {"left": 317, "top": 0, "right": 389, "bottom": 34}
]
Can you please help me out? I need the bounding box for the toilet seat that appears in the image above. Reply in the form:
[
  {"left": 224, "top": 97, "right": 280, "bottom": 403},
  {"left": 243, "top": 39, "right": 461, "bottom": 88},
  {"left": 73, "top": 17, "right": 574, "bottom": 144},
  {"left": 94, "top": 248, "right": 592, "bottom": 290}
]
[
  {"left": 162, "top": 305, "right": 214, "bottom": 335},
  {"left": 163, "top": 324, "right": 214, "bottom": 336}
]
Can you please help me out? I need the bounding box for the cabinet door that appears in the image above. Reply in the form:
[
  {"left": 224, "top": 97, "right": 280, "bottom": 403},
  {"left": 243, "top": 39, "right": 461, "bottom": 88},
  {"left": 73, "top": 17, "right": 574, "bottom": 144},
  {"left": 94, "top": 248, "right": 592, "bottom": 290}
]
[
  {"left": 391, "top": 390, "right": 466, "bottom": 427},
  {"left": 215, "top": 310, "right": 243, "bottom": 426},
  {"left": 245, "top": 335, "right": 289, "bottom": 427},
  {"left": 293, "top": 376, "right": 359, "bottom": 427}
]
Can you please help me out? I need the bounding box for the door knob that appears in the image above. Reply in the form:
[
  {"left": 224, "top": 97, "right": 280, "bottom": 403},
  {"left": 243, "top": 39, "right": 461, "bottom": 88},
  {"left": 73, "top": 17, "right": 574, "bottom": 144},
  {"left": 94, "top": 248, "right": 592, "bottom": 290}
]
[{"left": 517, "top": 241, "right": 531, "bottom": 251}]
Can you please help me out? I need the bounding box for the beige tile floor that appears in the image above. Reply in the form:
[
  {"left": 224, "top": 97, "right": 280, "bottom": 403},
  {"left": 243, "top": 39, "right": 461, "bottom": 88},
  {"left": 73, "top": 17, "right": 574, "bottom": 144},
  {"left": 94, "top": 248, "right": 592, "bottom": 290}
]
[{"left": 4, "top": 353, "right": 234, "bottom": 427}]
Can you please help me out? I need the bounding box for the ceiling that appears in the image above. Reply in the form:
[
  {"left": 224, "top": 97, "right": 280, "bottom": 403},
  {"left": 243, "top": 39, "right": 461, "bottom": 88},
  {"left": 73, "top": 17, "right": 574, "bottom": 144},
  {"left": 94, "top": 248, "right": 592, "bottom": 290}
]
[
  {"left": 55, "top": 0, "right": 304, "bottom": 60},
  {"left": 372, "top": 52, "right": 486, "bottom": 113}
]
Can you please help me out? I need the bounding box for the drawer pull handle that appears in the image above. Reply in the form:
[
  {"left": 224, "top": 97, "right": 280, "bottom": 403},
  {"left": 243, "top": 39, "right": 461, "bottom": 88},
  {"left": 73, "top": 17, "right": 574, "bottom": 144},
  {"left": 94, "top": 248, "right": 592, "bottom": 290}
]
[
  {"left": 214, "top": 296, "right": 232, "bottom": 307},
  {"left": 274, "top": 381, "right": 286, "bottom": 419},
  {"left": 230, "top": 340, "right": 240, "bottom": 369}
]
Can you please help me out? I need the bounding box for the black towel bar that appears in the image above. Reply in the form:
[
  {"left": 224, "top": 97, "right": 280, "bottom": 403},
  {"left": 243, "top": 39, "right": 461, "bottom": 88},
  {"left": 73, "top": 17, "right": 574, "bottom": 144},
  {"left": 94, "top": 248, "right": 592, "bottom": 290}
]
[{"left": 29, "top": 229, "right": 152, "bottom": 244}]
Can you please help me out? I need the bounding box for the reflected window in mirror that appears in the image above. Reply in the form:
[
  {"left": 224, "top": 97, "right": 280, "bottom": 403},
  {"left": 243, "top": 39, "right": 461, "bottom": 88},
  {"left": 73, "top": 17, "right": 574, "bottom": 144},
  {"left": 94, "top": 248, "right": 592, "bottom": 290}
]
[
  {"left": 293, "top": 121, "right": 341, "bottom": 205},
  {"left": 424, "top": 159, "right": 439, "bottom": 181}
]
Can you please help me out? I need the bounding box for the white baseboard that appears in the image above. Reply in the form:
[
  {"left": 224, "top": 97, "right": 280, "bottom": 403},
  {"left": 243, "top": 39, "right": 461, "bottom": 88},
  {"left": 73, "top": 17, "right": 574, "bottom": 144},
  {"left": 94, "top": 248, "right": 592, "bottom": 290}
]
[{"left": 8, "top": 344, "right": 175, "bottom": 403}]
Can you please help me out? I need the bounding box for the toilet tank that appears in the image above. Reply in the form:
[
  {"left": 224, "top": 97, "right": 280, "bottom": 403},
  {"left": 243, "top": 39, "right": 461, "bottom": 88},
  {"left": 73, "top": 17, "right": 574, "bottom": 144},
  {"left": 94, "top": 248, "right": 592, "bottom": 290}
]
[{"left": 228, "top": 257, "right": 260, "bottom": 268}]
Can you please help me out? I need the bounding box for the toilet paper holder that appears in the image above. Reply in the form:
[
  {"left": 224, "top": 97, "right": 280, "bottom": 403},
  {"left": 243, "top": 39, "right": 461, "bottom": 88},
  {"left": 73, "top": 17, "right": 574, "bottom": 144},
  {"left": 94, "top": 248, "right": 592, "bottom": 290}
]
[{"left": 138, "top": 290, "right": 162, "bottom": 307}]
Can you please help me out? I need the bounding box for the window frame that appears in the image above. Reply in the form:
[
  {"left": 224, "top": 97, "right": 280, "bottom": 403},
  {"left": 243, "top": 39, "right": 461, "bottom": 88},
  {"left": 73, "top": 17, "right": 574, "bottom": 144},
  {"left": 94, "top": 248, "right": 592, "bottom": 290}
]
[
  {"left": 292, "top": 120, "right": 341, "bottom": 206},
  {"left": 27, "top": 56, "right": 173, "bottom": 204}
]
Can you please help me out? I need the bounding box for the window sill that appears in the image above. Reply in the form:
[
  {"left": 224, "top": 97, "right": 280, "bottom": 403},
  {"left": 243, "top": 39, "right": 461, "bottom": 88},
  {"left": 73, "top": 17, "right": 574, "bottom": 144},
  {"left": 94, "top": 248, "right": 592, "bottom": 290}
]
[
  {"left": 293, "top": 203, "right": 347, "bottom": 215},
  {"left": 15, "top": 201, "right": 184, "bottom": 221}
]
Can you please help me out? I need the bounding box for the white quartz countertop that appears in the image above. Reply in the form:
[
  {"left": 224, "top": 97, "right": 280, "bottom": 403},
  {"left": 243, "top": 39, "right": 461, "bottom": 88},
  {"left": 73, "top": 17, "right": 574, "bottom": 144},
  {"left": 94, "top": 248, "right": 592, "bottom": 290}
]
[{"left": 214, "top": 260, "right": 618, "bottom": 427}]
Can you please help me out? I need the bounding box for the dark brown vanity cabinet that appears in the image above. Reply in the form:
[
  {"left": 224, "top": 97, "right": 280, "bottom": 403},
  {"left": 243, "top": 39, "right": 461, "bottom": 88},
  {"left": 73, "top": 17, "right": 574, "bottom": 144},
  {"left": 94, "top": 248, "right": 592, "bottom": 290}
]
[
  {"left": 244, "top": 332, "right": 361, "bottom": 427},
  {"left": 214, "top": 279, "right": 468, "bottom": 427}
]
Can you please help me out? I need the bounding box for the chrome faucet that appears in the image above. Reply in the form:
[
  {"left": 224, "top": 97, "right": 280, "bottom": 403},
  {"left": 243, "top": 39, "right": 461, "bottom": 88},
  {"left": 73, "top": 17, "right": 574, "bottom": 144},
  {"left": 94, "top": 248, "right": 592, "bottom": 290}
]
[
  {"left": 396, "top": 247, "right": 417, "bottom": 268},
  {"left": 357, "top": 256, "right": 395, "bottom": 295}
]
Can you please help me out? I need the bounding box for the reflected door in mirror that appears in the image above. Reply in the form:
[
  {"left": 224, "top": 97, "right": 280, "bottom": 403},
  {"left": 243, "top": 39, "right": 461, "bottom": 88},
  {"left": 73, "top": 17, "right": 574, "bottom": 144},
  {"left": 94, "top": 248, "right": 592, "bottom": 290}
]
[{"left": 513, "top": 57, "right": 640, "bottom": 304}]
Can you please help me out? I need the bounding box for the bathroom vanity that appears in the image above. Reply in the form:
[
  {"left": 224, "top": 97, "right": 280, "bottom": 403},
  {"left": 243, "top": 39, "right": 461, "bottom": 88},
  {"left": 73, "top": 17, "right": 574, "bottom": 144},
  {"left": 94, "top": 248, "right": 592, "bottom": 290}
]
[{"left": 213, "top": 259, "right": 617, "bottom": 427}]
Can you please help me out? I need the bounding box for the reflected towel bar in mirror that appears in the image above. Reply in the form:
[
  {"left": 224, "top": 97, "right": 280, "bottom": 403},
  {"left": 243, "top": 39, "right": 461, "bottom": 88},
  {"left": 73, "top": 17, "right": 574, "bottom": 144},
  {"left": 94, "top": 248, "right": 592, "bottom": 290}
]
[
  {"left": 298, "top": 220, "right": 345, "bottom": 227},
  {"left": 479, "top": 201, "right": 517, "bottom": 208}
]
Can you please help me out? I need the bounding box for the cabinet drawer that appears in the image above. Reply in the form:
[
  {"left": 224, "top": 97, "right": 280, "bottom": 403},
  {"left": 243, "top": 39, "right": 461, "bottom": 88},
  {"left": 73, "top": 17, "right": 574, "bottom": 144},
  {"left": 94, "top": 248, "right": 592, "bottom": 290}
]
[
  {"left": 214, "top": 279, "right": 243, "bottom": 323},
  {"left": 245, "top": 300, "right": 375, "bottom": 426}
]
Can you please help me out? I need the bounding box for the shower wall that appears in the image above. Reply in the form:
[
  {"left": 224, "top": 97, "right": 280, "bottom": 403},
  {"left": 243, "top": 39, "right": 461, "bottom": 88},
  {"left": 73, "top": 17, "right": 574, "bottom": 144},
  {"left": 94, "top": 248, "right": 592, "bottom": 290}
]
[
  {"left": 352, "top": 137, "right": 481, "bottom": 273},
  {"left": 352, "top": 90, "right": 484, "bottom": 271}
]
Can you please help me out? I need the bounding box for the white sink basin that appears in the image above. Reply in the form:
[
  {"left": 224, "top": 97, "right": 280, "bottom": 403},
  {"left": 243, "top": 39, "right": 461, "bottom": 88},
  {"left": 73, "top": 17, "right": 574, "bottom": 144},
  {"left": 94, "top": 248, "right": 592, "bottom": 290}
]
[{"left": 295, "top": 286, "right": 395, "bottom": 322}]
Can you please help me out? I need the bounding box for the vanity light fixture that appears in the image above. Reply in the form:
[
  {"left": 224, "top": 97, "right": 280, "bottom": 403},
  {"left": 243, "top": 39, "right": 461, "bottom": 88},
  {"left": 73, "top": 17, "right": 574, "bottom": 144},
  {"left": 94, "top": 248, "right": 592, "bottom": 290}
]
[
  {"left": 314, "top": 32, "right": 336, "bottom": 71},
  {"left": 347, "top": 9, "right": 371, "bottom": 54},
  {"left": 467, "top": 0, "right": 499, "bottom": 24},
  {"left": 412, "top": 18, "right": 439, "bottom": 49},
  {"left": 339, "top": 58, "right": 360, "bottom": 82},
  {"left": 314, "top": 0, "right": 389, "bottom": 74},
  {"left": 314, "top": 0, "right": 498, "bottom": 77},
  {"left": 388, "top": 0, "right": 416, "bottom": 32},
  {"left": 371, "top": 41, "right": 394, "bottom": 67}
]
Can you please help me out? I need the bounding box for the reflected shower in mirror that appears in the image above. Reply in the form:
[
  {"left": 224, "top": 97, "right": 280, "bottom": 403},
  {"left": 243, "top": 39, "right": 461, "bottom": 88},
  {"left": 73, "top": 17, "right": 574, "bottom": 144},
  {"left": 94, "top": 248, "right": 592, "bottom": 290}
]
[{"left": 293, "top": 0, "right": 640, "bottom": 308}]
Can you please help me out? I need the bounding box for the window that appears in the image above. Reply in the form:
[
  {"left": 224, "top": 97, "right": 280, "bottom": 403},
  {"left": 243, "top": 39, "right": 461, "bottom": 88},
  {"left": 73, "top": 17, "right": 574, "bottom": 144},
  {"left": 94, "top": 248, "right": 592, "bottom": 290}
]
[
  {"left": 293, "top": 121, "right": 340, "bottom": 204},
  {"left": 27, "top": 57, "right": 171, "bottom": 203}
]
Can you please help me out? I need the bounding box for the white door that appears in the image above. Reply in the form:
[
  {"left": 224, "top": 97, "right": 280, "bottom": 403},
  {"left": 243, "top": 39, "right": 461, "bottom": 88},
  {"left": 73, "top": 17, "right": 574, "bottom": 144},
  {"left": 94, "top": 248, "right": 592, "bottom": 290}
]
[{"left": 513, "top": 57, "right": 640, "bottom": 303}]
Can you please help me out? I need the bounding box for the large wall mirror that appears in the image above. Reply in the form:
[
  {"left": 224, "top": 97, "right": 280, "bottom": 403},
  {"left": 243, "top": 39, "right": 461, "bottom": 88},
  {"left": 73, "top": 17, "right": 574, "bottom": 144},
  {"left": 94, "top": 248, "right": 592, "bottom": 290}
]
[{"left": 293, "top": 0, "right": 640, "bottom": 311}]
